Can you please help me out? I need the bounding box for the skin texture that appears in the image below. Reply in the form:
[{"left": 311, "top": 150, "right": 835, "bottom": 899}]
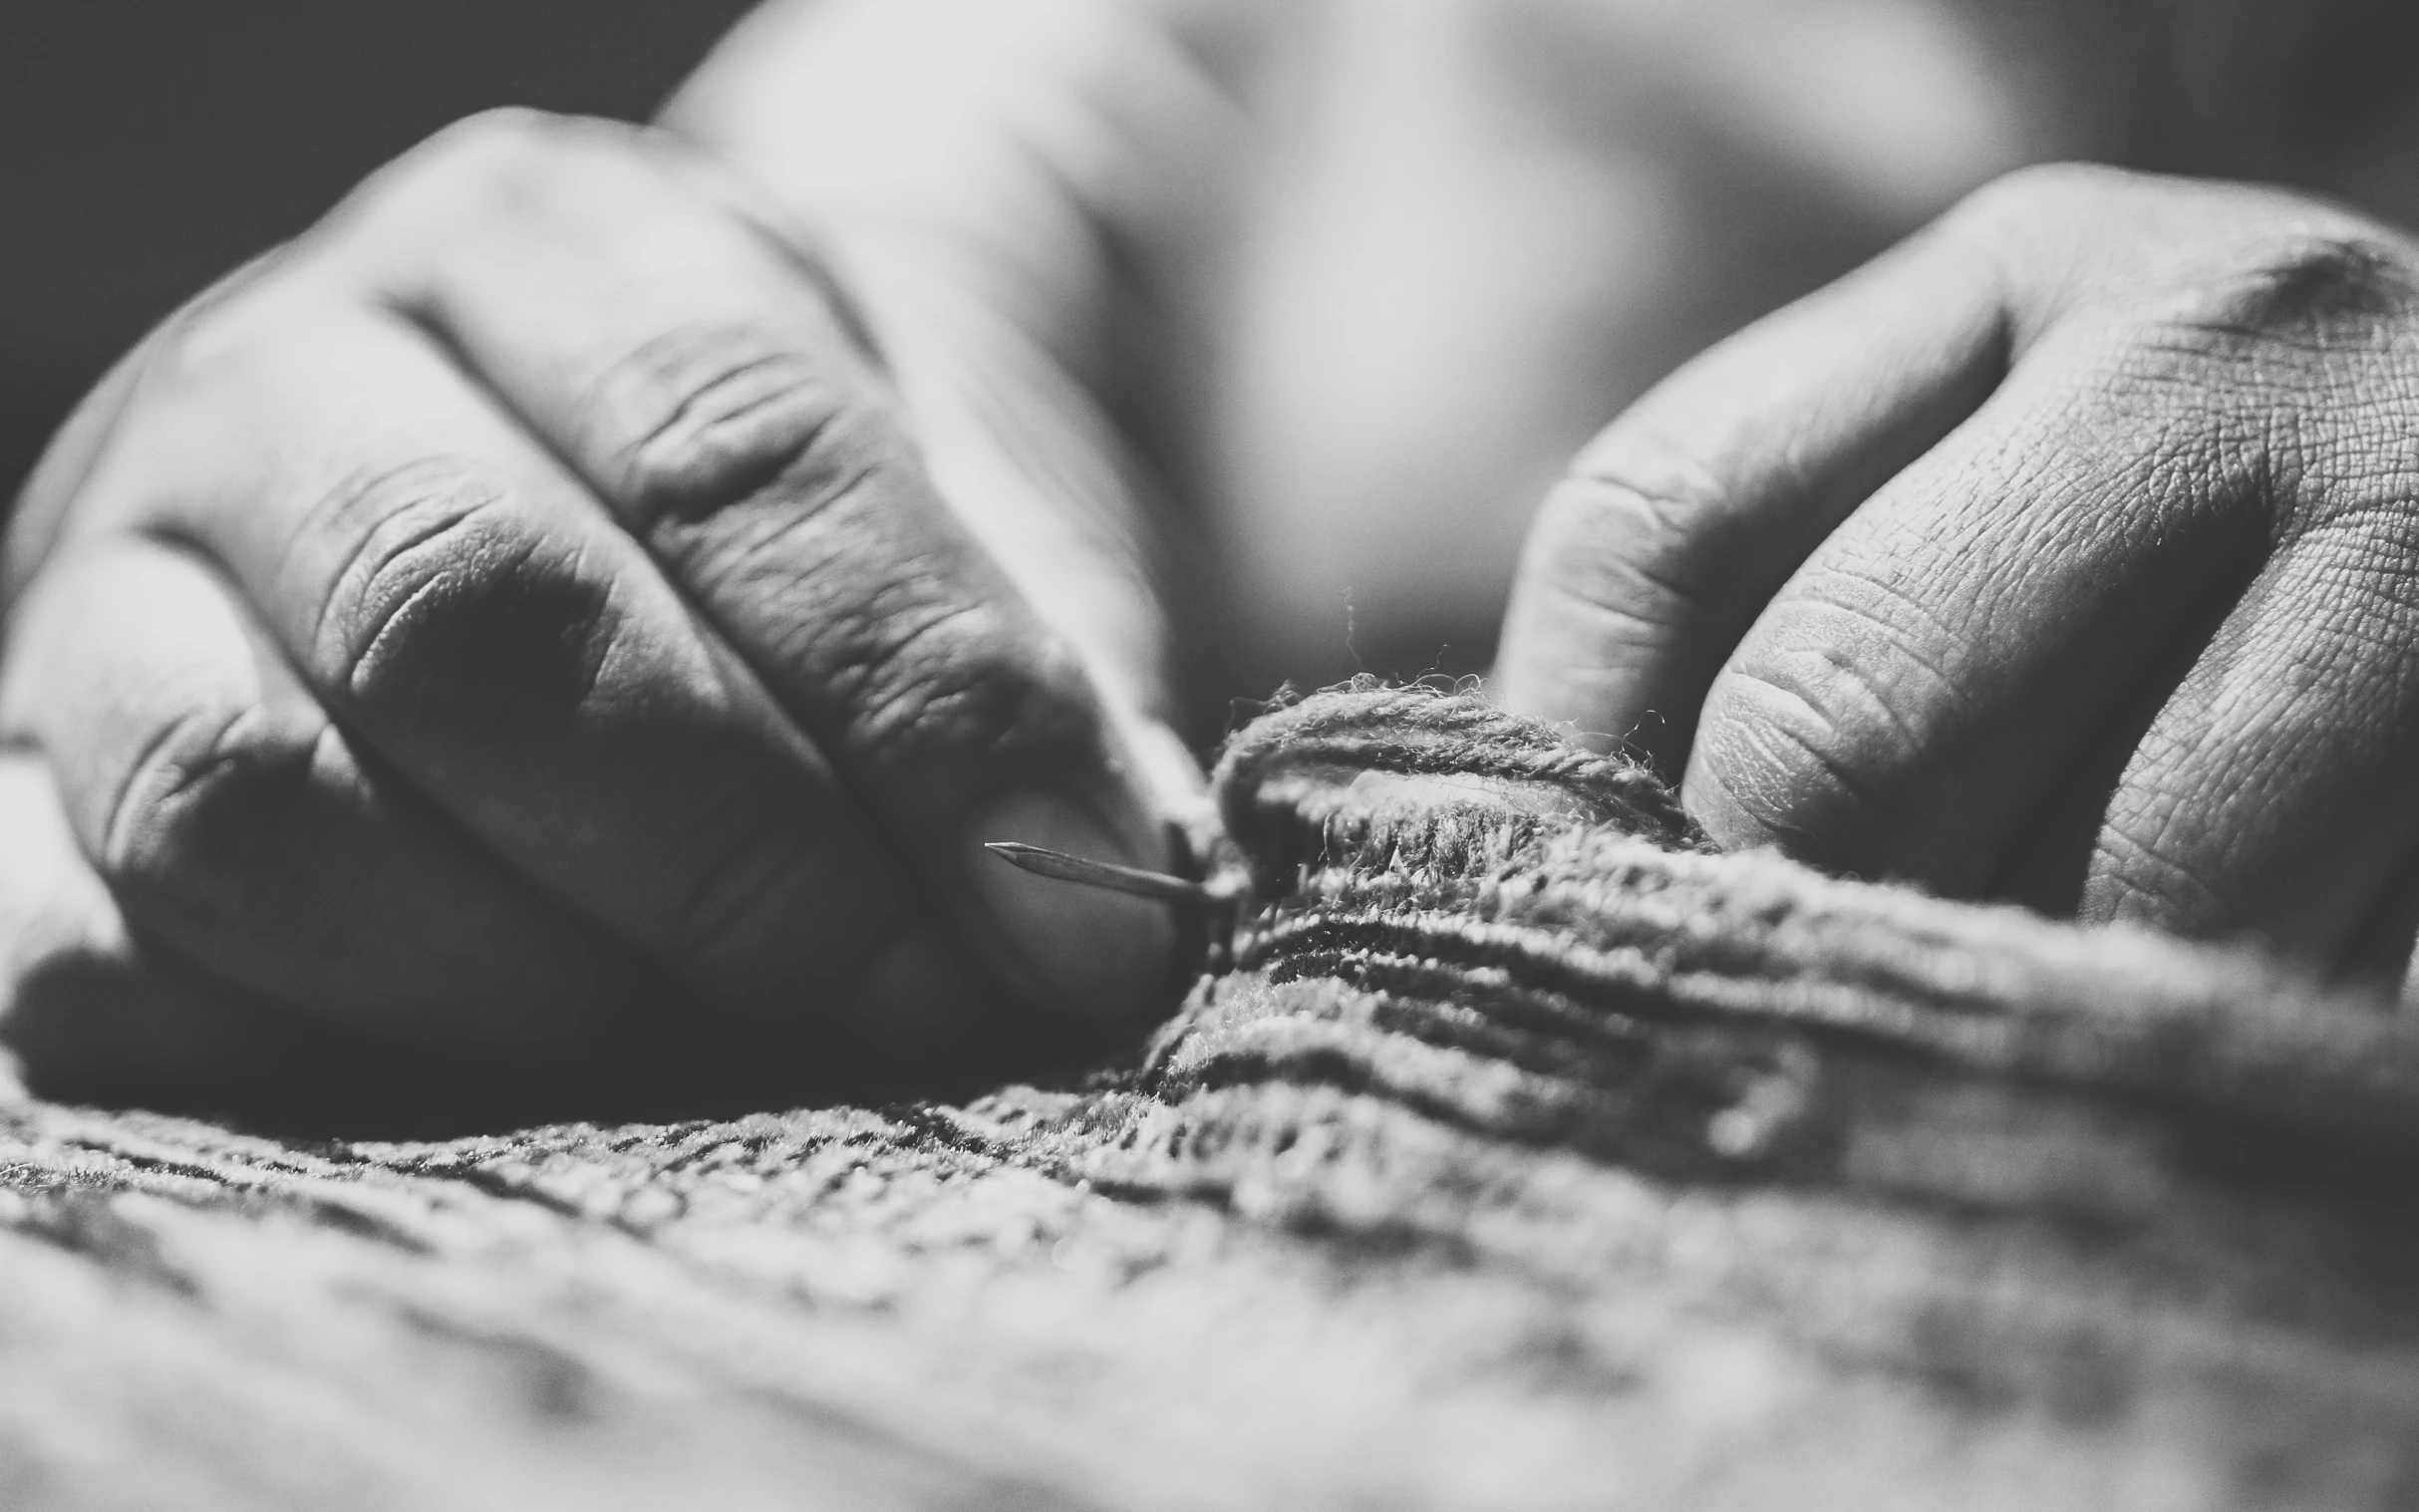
[
  {"left": 1496, "top": 166, "right": 2419, "bottom": 983},
  {"left": 11, "top": 8, "right": 2419, "bottom": 1115},
  {"left": 0, "top": 112, "right": 1178, "bottom": 1108}
]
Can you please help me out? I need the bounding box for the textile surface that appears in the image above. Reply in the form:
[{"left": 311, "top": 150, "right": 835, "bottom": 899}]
[{"left": 5, "top": 685, "right": 2419, "bottom": 1510}]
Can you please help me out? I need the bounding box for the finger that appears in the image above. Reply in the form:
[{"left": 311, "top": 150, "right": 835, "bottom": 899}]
[
  {"left": 0, "top": 744, "right": 264, "bottom": 1106},
  {"left": 321, "top": 112, "right": 1174, "bottom": 1022},
  {"left": 2337, "top": 848, "right": 2419, "bottom": 995},
  {"left": 1679, "top": 321, "right": 2270, "bottom": 897},
  {"left": 69, "top": 283, "right": 996, "bottom": 1045},
  {"left": 1494, "top": 221, "right": 2006, "bottom": 772},
  {"left": 0, "top": 533, "right": 665, "bottom": 1063},
  {"left": 0, "top": 745, "right": 792, "bottom": 1134},
  {"left": 2081, "top": 511, "right": 2419, "bottom": 968},
  {"left": 5, "top": 249, "right": 289, "bottom": 602},
  {"left": 0, "top": 744, "right": 496, "bottom": 1133}
]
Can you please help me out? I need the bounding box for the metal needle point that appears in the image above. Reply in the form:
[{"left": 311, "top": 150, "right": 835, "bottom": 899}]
[{"left": 983, "top": 841, "right": 1222, "bottom": 907}]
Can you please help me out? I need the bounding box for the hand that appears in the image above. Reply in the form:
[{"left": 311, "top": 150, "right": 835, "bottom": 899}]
[
  {"left": 1498, "top": 165, "right": 2419, "bottom": 981},
  {"left": 0, "top": 111, "right": 1180, "bottom": 1116}
]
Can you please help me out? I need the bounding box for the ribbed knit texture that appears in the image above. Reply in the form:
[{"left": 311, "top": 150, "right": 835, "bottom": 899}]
[{"left": 4, "top": 683, "right": 2417, "bottom": 1509}]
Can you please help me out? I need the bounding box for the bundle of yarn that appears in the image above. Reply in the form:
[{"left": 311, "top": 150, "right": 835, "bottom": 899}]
[{"left": 5, "top": 683, "right": 2418, "bottom": 1510}]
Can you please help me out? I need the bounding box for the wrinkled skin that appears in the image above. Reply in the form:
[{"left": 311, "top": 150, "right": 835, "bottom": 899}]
[
  {"left": 0, "top": 112, "right": 1178, "bottom": 1115},
  {"left": 16, "top": 110, "right": 2419, "bottom": 1120},
  {"left": 1498, "top": 167, "right": 2419, "bottom": 984}
]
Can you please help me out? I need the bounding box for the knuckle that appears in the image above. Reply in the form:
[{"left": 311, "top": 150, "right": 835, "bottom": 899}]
[
  {"left": 338, "top": 108, "right": 643, "bottom": 249},
  {"left": 842, "top": 596, "right": 1092, "bottom": 777},
  {"left": 1541, "top": 430, "right": 1729, "bottom": 622},
  {"left": 99, "top": 699, "right": 326, "bottom": 928},
  {"left": 133, "top": 274, "right": 322, "bottom": 414},
  {"left": 310, "top": 459, "right": 612, "bottom": 728},
  {"left": 2190, "top": 229, "right": 2419, "bottom": 345},
  {"left": 1692, "top": 664, "right": 1887, "bottom": 861},
  {"left": 601, "top": 325, "right": 867, "bottom": 529},
  {"left": 662, "top": 435, "right": 1106, "bottom": 787},
  {"left": 1514, "top": 471, "right": 1719, "bottom": 672},
  {"left": 1935, "top": 163, "right": 2185, "bottom": 314},
  {"left": 1946, "top": 161, "right": 2123, "bottom": 238},
  {"left": 392, "top": 107, "right": 587, "bottom": 200},
  {"left": 1692, "top": 591, "right": 1942, "bottom": 864}
]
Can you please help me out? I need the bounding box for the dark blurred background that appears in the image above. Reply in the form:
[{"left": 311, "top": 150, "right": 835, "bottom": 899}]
[{"left": 0, "top": 2, "right": 758, "bottom": 500}]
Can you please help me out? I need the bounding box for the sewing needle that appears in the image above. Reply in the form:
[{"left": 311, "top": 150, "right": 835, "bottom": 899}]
[{"left": 983, "top": 841, "right": 1222, "bottom": 907}]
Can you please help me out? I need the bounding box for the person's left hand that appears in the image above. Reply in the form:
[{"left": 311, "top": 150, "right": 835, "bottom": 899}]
[{"left": 1497, "top": 165, "right": 2419, "bottom": 981}]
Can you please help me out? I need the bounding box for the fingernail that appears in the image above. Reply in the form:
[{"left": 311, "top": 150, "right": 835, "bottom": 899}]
[{"left": 966, "top": 789, "right": 1176, "bottom": 1023}]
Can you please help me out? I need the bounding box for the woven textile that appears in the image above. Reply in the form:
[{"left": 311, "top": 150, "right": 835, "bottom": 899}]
[{"left": 4, "top": 685, "right": 2417, "bottom": 1509}]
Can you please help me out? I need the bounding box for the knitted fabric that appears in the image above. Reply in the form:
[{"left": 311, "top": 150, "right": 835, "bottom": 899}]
[{"left": 5, "top": 684, "right": 2418, "bottom": 1510}]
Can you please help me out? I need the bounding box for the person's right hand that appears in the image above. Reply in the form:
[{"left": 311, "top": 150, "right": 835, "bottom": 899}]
[{"left": 0, "top": 111, "right": 1179, "bottom": 1116}]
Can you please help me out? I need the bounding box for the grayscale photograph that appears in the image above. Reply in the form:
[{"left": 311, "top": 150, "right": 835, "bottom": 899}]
[{"left": 3, "top": 3, "right": 2418, "bottom": 1507}]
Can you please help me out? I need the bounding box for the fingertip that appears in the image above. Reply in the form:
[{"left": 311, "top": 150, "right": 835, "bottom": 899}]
[
  {"left": 1681, "top": 687, "right": 1818, "bottom": 859},
  {"left": 1678, "top": 756, "right": 1772, "bottom": 857}
]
